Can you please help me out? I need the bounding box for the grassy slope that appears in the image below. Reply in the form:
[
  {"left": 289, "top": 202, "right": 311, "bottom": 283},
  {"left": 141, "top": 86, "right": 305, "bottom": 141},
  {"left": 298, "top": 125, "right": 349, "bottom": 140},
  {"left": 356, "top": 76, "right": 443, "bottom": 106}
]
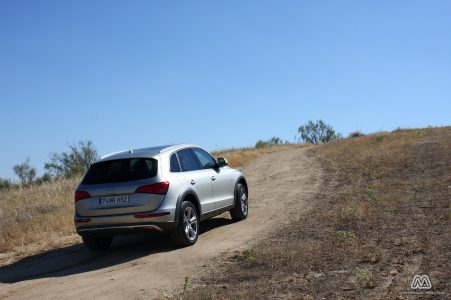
[
  {"left": 0, "top": 177, "right": 80, "bottom": 260},
  {"left": 0, "top": 144, "right": 302, "bottom": 264},
  {"left": 186, "top": 127, "right": 450, "bottom": 299}
]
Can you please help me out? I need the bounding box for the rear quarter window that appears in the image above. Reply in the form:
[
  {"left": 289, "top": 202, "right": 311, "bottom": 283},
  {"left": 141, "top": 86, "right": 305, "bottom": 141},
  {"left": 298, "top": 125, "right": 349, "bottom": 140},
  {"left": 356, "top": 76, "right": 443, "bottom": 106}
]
[
  {"left": 82, "top": 158, "right": 158, "bottom": 184},
  {"left": 170, "top": 153, "right": 181, "bottom": 172}
]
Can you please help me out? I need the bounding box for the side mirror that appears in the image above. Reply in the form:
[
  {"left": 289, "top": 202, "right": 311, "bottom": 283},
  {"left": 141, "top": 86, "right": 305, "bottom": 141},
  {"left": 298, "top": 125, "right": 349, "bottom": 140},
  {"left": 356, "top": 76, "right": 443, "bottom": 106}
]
[{"left": 217, "top": 157, "right": 229, "bottom": 167}]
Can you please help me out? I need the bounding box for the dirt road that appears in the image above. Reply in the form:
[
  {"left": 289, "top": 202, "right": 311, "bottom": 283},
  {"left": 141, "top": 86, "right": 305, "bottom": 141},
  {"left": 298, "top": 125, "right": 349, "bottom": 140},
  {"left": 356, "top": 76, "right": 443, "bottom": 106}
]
[{"left": 0, "top": 148, "right": 322, "bottom": 300}]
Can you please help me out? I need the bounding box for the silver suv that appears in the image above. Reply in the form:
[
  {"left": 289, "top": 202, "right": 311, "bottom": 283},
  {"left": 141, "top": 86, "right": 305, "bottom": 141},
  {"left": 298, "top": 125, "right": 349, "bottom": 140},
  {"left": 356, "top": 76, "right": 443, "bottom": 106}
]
[{"left": 74, "top": 144, "right": 248, "bottom": 250}]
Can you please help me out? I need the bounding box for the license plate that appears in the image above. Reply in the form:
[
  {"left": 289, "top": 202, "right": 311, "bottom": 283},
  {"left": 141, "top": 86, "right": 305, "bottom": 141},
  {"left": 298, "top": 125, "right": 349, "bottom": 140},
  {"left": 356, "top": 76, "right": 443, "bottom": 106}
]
[{"left": 100, "top": 195, "right": 129, "bottom": 205}]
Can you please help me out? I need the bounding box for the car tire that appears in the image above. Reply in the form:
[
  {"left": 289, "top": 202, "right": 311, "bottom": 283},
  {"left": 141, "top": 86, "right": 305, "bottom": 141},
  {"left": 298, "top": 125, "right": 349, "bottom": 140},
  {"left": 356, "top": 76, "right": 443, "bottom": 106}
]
[
  {"left": 229, "top": 183, "right": 248, "bottom": 221},
  {"left": 82, "top": 235, "right": 113, "bottom": 251},
  {"left": 171, "top": 201, "right": 199, "bottom": 247}
]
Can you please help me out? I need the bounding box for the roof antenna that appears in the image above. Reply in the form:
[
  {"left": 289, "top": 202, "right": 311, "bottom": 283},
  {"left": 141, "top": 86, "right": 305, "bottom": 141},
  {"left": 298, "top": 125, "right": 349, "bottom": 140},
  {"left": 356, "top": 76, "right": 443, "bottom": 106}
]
[{"left": 128, "top": 148, "right": 133, "bottom": 156}]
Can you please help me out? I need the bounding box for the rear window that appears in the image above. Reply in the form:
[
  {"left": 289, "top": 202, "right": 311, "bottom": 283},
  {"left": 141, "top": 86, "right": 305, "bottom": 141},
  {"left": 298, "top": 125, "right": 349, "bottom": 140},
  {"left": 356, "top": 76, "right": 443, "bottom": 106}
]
[{"left": 82, "top": 158, "right": 158, "bottom": 184}]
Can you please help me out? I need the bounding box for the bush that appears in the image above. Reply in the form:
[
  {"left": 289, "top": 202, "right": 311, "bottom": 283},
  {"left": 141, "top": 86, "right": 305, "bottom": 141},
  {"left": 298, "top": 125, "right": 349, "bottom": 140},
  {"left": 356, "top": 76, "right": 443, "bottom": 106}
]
[
  {"left": 44, "top": 140, "right": 99, "bottom": 178},
  {"left": 34, "top": 172, "right": 52, "bottom": 185},
  {"left": 348, "top": 131, "right": 365, "bottom": 138},
  {"left": 255, "top": 137, "right": 287, "bottom": 148},
  {"left": 0, "top": 177, "right": 13, "bottom": 190},
  {"left": 298, "top": 120, "right": 342, "bottom": 144}
]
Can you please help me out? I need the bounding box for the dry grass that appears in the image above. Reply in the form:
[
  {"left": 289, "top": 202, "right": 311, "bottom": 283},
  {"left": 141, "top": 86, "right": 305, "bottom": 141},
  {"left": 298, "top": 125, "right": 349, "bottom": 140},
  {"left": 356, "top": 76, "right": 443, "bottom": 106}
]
[
  {"left": 185, "top": 127, "right": 450, "bottom": 299},
  {"left": 0, "top": 177, "right": 82, "bottom": 263},
  {"left": 0, "top": 145, "right": 301, "bottom": 264},
  {"left": 212, "top": 144, "right": 305, "bottom": 168}
]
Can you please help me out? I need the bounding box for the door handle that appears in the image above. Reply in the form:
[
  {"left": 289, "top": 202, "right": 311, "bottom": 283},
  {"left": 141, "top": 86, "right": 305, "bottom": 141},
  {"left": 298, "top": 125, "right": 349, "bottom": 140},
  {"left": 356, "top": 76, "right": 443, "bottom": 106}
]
[
  {"left": 211, "top": 176, "right": 216, "bottom": 181},
  {"left": 190, "top": 180, "right": 196, "bottom": 185}
]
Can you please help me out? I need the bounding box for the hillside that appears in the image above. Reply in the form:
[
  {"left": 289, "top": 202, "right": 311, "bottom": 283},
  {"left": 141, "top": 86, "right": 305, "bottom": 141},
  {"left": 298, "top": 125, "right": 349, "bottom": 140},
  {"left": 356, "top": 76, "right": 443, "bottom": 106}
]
[
  {"left": 0, "top": 128, "right": 449, "bottom": 299},
  {"left": 186, "top": 127, "right": 450, "bottom": 299}
]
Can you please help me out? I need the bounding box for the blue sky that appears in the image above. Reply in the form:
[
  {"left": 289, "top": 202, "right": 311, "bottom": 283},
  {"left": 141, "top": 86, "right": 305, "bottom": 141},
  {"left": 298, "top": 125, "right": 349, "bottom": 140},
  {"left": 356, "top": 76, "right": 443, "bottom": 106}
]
[{"left": 1, "top": 1, "right": 450, "bottom": 179}]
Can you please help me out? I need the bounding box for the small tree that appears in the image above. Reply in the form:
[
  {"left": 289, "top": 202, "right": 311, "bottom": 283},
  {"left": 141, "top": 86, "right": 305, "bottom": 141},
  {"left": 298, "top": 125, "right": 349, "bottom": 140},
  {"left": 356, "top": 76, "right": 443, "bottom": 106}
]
[
  {"left": 45, "top": 140, "right": 99, "bottom": 178},
  {"left": 298, "top": 120, "right": 341, "bottom": 144},
  {"left": 13, "top": 158, "right": 37, "bottom": 186}
]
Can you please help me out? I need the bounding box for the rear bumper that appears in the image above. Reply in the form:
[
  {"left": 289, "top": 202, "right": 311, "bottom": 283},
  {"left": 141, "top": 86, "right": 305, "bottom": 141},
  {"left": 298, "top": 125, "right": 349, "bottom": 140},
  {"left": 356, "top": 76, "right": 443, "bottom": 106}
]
[
  {"left": 76, "top": 221, "right": 177, "bottom": 237},
  {"left": 75, "top": 209, "right": 176, "bottom": 237}
]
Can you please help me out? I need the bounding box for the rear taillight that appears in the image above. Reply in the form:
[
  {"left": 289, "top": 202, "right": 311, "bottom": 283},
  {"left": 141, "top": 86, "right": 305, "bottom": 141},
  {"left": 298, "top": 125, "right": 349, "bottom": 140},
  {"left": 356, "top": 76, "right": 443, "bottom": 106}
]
[
  {"left": 135, "top": 181, "right": 170, "bottom": 195},
  {"left": 75, "top": 191, "right": 91, "bottom": 202}
]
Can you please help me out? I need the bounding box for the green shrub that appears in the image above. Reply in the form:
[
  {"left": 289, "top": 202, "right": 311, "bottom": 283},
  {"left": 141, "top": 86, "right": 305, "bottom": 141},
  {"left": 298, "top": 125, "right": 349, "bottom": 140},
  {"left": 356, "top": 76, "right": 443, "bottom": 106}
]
[
  {"left": 242, "top": 248, "right": 256, "bottom": 263},
  {"left": 255, "top": 137, "right": 286, "bottom": 148},
  {"left": 298, "top": 120, "right": 342, "bottom": 144},
  {"left": 336, "top": 230, "right": 357, "bottom": 242},
  {"left": 0, "top": 177, "right": 13, "bottom": 190},
  {"left": 364, "top": 187, "right": 377, "bottom": 201},
  {"left": 348, "top": 131, "right": 365, "bottom": 138}
]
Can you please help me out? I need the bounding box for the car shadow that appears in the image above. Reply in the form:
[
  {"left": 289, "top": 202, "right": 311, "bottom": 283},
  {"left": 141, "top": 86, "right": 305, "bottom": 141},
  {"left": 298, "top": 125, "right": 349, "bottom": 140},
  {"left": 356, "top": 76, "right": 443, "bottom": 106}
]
[{"left": 0, "top": 216, "right": 236, "bottom": 284}]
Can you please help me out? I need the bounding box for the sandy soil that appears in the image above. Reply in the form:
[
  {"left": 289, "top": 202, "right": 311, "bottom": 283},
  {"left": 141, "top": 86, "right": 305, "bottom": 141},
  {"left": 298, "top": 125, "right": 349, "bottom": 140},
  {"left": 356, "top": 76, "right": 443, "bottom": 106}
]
[{"left": 0, "top": 148, "right": 322, "bottom": 300}]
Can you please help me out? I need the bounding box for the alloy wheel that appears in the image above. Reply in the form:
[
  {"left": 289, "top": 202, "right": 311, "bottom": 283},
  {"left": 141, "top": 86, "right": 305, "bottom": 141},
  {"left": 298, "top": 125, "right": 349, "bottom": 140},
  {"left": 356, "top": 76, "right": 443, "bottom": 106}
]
[
  {"left": 240, "top": 186, "right": 248, "bottom": 216},
  {"left": 183, "top": 206, "right": 198, "bottom": 241}
]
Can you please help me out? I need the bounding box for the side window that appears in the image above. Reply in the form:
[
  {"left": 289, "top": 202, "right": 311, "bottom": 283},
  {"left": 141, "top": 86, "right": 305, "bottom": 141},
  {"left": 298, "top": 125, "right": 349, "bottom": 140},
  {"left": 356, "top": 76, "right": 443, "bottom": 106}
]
[
  {"left": 192, "top": 148, "right": 216, "bottom": 169},
  {"left": 177, "top": 149, "right": 201, "bottom": 172},
  {"left": 170, "top": 153, "right": 181, "bottom": 172}
]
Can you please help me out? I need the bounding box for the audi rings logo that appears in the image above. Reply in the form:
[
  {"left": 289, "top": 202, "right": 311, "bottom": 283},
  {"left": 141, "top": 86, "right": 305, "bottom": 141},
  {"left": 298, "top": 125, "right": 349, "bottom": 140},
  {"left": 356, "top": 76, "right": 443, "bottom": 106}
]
[{"left": 410, "top": 275, "right": 432, "bottom": 290}]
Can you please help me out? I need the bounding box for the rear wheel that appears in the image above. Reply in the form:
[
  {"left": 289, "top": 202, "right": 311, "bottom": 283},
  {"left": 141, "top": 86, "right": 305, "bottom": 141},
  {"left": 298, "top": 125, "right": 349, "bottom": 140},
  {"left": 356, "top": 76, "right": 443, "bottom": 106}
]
[
  {"left": 229, "top": 183, "right": 248, "bottom": 221},
  {"left": 171, "top": 201, "right": 199, "bottom": 246},
  {"left": 82, "top": 235, "right": 113, "bottom": 251}
]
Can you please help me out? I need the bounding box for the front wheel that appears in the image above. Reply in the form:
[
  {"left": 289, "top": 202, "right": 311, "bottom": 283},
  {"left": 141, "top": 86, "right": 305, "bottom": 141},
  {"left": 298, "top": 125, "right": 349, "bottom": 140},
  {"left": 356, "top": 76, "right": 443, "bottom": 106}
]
[
  {"left": 82, "top": 235, "right": 113, "bottom": 251},
  {"left": 229, "top": 183, "right": 248, "bottom": 221},
  {"left": 171, "top": 201, "right": 199, "bottom": 247}
]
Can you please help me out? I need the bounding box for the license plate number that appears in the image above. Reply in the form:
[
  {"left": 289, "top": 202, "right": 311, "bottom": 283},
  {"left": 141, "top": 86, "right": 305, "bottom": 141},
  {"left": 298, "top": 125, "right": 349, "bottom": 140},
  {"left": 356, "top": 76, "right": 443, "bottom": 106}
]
[{"left": 100, "top": 195, "right": 129, "bottom": 205}]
